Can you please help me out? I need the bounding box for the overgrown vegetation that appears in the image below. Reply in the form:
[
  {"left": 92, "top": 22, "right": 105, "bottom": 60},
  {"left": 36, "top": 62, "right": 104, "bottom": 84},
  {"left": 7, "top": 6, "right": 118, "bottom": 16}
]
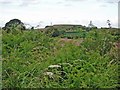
[
  {"left": 2, "top": 25, "right": 119, "bottom": 88},
  {"left": 2, "top": 19, "right": 26, "bottom": 33}
]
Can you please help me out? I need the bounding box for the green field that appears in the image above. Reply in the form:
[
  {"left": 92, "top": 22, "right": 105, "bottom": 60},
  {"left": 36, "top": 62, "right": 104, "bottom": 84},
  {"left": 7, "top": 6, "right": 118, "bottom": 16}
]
[
  {"left": 2, "top": 27, "right": 119, "bottom": 88},
  {"left": 62, "top": 31, "right": 86, "bottom": 38}
]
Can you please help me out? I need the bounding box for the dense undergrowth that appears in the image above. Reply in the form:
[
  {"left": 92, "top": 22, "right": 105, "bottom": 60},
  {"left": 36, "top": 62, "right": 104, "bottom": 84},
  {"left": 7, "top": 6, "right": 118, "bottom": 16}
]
[{"left": 2, "top": 29, "right": 119, "bottom": 88}]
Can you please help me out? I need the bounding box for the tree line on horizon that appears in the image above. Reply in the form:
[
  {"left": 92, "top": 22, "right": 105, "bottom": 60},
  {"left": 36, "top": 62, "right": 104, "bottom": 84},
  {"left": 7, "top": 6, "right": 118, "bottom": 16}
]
[{"left": 1, "top": 18, "right": 114, "bottom": 32}]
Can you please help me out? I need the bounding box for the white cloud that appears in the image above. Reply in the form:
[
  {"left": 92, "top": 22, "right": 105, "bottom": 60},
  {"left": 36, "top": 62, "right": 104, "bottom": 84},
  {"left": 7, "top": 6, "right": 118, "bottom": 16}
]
[
  {"left": 65, "top": 0, "right": 87, "bottom": 2},
  {"left": 97, "top": 0, "right": 119, "bottom": 3},
  {"left": 0, "top": 0, "right": 118, "bottom": 28},
  {"left": 0, "top": 0, "right": 41, "bottom": 6}
]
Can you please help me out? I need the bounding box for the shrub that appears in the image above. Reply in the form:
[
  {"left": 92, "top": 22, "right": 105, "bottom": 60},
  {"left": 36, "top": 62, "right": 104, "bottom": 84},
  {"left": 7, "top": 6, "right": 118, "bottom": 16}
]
[{"left": 3, "top": 19, "right": 26, "bottom": 33}]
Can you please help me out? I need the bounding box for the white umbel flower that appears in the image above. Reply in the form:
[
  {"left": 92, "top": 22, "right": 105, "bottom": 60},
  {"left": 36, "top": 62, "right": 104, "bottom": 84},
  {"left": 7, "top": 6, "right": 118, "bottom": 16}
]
[
  {"left": 48, "top": 65, "right": 61, "bottom": 68},
  {"left": 44, "top": 72, "right": 54, "bottom": 78}
]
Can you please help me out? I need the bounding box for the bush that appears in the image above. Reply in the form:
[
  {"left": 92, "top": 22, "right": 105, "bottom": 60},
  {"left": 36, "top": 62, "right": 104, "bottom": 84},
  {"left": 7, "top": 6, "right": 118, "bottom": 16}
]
[
  {"left": 3, "top": 19, "right": 26, "bottom": 33},
  {"left": 52, "top": 30, "right": 60, "bottom": 37},
  {"left": 2, "top": 28, "right": 118, "bottom": 88}
]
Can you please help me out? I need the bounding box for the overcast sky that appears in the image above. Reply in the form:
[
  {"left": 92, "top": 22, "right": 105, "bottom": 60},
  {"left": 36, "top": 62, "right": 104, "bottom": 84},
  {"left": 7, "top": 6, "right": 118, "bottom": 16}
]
[{"left": 0, "top": 0, "right": 119, "bottom": 28}]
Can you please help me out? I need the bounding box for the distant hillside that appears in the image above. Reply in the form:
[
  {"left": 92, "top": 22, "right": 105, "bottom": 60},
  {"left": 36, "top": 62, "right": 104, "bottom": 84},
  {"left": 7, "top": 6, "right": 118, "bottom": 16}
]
[{"left": 44, "top": 24, "right": 86, "bottom": 32}]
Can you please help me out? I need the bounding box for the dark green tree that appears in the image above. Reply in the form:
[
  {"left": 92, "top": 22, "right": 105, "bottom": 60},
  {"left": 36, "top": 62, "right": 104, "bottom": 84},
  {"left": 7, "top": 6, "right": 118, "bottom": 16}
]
[
  {"left": 31, "top": 27, "right": 34, "bottom": 30},
  {"left": 4, "top": 19, "right": 26, "bottom": 32},
  {"left": 52, "top": 30, "right": 60, "bottom": 37},
  {"left": 107, "top": 20, "right": 111, "bottom": 28}
]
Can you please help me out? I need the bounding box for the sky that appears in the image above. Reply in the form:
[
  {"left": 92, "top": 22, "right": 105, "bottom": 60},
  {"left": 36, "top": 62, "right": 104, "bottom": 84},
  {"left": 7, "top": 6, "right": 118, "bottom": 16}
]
[{"left": 0, "top": 0, "right": 119, "bottom": 28}]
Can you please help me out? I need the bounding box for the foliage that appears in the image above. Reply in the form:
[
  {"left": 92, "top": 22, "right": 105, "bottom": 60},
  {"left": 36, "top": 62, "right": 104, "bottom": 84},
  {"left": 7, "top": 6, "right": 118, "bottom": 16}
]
[
  {"left": 3, "top": 19, "right": 26, "bottom": 33},
  {"left": 2, "top": 28, "right": 119, "bottom": 88},
  {"left": 52, "top": 30, "right": 64, "bottom": 37},
  {"left": 63, "top": 30, "right": 86, "bottom": 39}
]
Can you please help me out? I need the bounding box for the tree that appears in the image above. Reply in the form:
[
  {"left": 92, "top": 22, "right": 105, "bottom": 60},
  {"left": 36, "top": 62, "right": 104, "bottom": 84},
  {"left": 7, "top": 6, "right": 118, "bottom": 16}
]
[
  {"left": 107, "top": 20, "right": 111, "bottom": 28},
  {"left": 88, "top": 21, "right": 94, "bottom": 28},
  {"left": 4, "top": 19, "right": 26, "bottom": 32},
  {"left": 52, "top": 30, "right": 60, "bottom": 37},
  {"left": 87, "top": 21, "right": 97, "bottom": 31},
  {"left": 31, "top": 27, "right": 34, "bottom": 30}
]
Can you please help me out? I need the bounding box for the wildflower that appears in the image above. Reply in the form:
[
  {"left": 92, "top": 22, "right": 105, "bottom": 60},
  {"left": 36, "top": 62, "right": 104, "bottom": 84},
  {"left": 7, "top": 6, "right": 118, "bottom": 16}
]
[
  {"left": 44, "top": 72, "right": 54, "bottom": 78},
  {"left": 44, "top": 72, "right": 53, "bottom": 76},
  {"left": 48, "top": 65, "right": 61, "bottom": 68}
]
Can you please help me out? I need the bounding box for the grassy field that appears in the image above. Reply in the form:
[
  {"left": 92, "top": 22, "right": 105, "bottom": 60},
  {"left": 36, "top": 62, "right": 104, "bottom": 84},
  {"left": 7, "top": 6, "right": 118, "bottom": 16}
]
[{"left": 2, "top": 27, "right": 119, "bottom": 88}]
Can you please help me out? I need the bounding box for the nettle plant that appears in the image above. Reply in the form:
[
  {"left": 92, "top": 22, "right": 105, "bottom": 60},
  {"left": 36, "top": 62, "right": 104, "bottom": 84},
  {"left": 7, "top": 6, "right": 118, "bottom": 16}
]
[
  {"left": 2, "top": 28, "right": 118, "bottom": 88},
  {"left": 82, "top": 30, "right": 115, "bottom": 55}
]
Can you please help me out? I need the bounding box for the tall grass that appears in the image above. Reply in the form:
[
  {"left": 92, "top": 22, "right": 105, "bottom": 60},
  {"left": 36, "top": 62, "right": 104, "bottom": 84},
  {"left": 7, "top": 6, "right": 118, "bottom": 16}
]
[{"left": 2, "top": 29, "right": 119, "bottom": 88}]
